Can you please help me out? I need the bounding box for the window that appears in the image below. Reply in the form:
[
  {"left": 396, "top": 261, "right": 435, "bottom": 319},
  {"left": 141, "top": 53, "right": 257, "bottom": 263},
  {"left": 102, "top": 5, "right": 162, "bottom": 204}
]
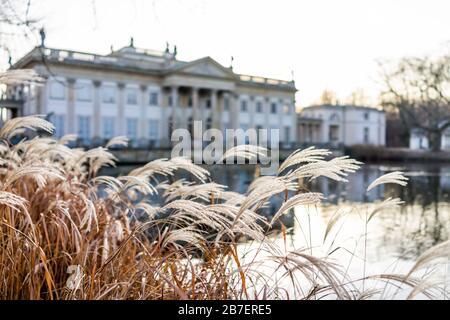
[
  {"left": 102, "top": 117, "right": 115, "bottom": 139},
  {"left": 126, "top": 89, "right": 138, "bottom": 105},
  {"left": 187, "top": 96, "right": 193, "bottom": 108},
  {"left": 256, "top": 101, "right": 263, "bottom": 113},
  {"left": 363, "top": 112, "right": 369, "bottom": 120},
  {"left": 149, "top": 92, "right": 158, "bottom": 106},
  {"left": 148, "top": 120, "right": 159, "bottom": 140},
  {"left": 444, "top": 133, "right": 450, "bottom": 149},
  {"left": 284, "top": 126, "right": 290, "bottom": 143},
  {"left": 206, "top": 99, "right": 211, "bottom": 109},
  {"left": 223, "top": 97, "right": 230, "bottom": 111},
  {"left": 329, "top": 125, "right": 339, "bottom": 142},
  {"left": 102, "top": 86, "right": 116, "bottom": 103},
  {"left": 49, "top": 82, "right": 65, "bottom": 100},
  {"left": 271, "top": 102, "right": 277, "bottom": 114},
  {"left": 51, "top": 114, "right": 65, "bottom": 138},
  {"left": 363, "top": 127, "right": 369, "bottom": 143},
  {"left": 78, "top": 116, "right": 91, "bottom": 144},
  {"left": 76, "top": 83, "right": 92, "bottom": 101},
  {"left": 126, "top": 118, "right": 138, "bottom": 140},
  {"left": 240, "top": 100, "right": 248, "bottom": 112}
]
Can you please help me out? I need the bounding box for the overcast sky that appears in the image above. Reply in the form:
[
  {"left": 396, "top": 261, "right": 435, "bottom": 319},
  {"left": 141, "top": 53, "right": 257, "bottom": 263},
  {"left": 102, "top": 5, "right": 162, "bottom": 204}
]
[{"left": 8, "top": 0, "right": 450, "bottom": 107}]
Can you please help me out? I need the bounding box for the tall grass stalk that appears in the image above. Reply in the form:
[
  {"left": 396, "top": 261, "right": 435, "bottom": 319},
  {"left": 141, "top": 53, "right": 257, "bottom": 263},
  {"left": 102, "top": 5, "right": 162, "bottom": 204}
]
[{"left": 0, "top": 92, "right": 448, "bottom": 299}]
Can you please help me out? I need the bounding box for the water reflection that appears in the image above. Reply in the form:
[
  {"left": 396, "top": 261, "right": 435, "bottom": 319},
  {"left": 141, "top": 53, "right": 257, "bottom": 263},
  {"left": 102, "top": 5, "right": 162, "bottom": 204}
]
[
  {"left": 103, "top": 161, "right": 450, "bottom": 297},
  {"left": 102, "top": 162, "right": 450, "bottom": 259}
]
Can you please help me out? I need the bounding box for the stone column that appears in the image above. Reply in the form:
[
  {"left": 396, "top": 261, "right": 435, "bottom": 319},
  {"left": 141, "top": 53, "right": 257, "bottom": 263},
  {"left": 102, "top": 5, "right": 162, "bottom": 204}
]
[
  {"left": 249, "top": 95, "right": 255, "bottom": 129},
  {"left": 117, "top": 83, "right": 125, "bottom": 135},
  {"left": 264, "top": 97, "right": 270, "bottom": 130},
  {"left": 67, "top": 78, "right": 76, "bottom": 134},
  {"left": 192, "top": 87, "right": 199, "bottom": 121},
  {"left": 218, "top": 91, "right": 225, "bottom": 132},
  {"left": 231, "top": 93, "right": 239, "bottom": 130},
  {"left": 191, "top": 87, "right": 202, "bottom": 162},
  {"left": 160, "top": 89, "right": 168, "bottom": 145},
  {"left": 170, "top": 86, "right": 179, "bottom": 130},
  {"left": 139, "top": 84, "right": 147, "bottom": 145},
  {"left": 278, "top": 99, "right": 284, "bottom": 146},
  {"left": 93, "top": 80, "right": 101, "bottom": 138},
  {"left": 211, "top": 89, "right": 219, "bottom": 129}
]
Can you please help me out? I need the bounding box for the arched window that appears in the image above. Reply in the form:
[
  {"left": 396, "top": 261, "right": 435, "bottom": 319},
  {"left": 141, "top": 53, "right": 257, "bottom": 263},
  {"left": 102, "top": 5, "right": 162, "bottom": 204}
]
[{"left": 329, "top": 113, "right": 340, "bottom": 122}]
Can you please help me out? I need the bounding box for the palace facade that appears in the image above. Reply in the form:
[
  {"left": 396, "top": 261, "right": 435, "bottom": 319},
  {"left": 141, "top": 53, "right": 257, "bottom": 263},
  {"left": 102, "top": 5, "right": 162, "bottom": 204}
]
[{"left": 5, "top": 41, "right": 297, "bottom": 148}]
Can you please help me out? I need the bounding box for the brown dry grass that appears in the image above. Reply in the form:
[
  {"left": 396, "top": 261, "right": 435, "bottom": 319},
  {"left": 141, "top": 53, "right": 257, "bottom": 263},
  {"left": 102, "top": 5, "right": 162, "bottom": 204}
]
[{"left": 0, "top": 72, "right": 448, "bottom": 300}]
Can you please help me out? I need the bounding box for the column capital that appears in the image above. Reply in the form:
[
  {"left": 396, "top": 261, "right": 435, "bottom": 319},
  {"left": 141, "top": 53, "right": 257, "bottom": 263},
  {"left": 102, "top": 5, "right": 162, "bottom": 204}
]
[
  {"left": 117, "top": 82, "right": 126, "bottom": 89},
  {"left": 140, "top": 84, "right": 147, "bottom": 92},
  {"left": 93, "top": 80, "right": 101, "bottom": 87},
  {"left": 66, "top": 78, "right": 76, "bottom": 85}
]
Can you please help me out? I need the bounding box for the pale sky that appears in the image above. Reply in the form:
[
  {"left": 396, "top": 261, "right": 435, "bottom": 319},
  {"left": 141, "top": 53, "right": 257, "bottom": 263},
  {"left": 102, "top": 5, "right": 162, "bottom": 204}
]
[{"left": 7, "top": 0, "right": 450, "bottom": 107}]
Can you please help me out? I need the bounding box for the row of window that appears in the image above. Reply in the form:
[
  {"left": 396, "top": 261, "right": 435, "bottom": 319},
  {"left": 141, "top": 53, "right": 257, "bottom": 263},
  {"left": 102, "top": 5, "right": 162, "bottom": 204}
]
[
  {"left": 49, "top": 82, "right": 160, "bottom": 106},
  {"left": 51, "top": 114, "right": 292, "bottom": 143},
  {"left": 51, "top": 115, "right": 159, "bottom": 141},
  {"left": 240, "top": 100, "right": 291, "bottom": 114},
  {"left": 308, "top": 112, "right": 373, "bottom": 122},
  {"left": 49, "top": 82, "right": 292, "bottom": 114}
]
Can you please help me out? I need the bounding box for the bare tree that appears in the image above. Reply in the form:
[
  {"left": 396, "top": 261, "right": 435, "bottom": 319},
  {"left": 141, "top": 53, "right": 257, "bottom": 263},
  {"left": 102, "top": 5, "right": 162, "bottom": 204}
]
[
  {"left": 0, "top": 0, "right": 39, "bottom": 68},
  {"left": 318, "top": 89, "right": 339, "bottom": 105},
  {"left": 345, "top": 88, "right": 370, "bottom": 106},
  {"left": 379, "top": 53, "right": 450, "bottom": 151}
]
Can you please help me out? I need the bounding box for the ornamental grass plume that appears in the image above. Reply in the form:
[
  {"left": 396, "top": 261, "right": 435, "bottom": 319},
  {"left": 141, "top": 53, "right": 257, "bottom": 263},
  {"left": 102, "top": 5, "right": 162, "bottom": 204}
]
[{"left": 0, "top": 74, "right": 448, "bottom": 300}]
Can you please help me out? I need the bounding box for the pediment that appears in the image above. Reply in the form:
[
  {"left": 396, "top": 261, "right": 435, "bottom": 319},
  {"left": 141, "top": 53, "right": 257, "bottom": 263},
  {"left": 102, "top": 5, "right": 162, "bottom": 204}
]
[{"left": 172, "top": 57, "right": 234, "bottom": 79}]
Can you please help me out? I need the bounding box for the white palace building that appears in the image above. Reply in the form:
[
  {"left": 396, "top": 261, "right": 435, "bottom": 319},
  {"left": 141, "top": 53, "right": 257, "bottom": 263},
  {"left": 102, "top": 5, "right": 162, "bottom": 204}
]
[
  {"left": 4, "top": 39, "right": 297, "bottom": 148},
  {"left": 298, "top": 104, "right": 386, "bottom": 147}
]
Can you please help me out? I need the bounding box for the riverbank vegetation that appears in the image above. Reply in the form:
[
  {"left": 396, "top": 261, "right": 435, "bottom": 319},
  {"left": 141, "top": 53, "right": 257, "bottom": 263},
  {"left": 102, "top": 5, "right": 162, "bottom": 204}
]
[{"left": 0, "top": 113, "right": 448, "bottom": 300}]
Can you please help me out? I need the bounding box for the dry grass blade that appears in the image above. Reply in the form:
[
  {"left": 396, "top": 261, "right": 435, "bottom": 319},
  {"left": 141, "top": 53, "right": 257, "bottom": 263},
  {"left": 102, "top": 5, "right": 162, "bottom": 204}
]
[
  {"left": 219, "top": 145, "right": 267, "bottom": 163},
  {"left": 368, "top": 197, "right": 404, "bottom": 222},
  {"left": 270, "top": 192, "right": 323, "bottom": 226},
  {"left": 323, "top": 208, "right": 352, "bottom": 242},
  {"left": 288, "top": 157, "right": 361, "bottom": 182},
  {"left": 366, "top": 171, "right": 408, "bottom": 191},
  {"left": 406, "top": 240, "right": 450, "bottom": 279},
  {"left": 0, "top": 191, "right": 28, "bottom": 211},
  {"left": 278, "top": 146, "right": 330, "bottom": 174},
  {"left": 58, "top": 134, "right": 78, "bottom": 145},
  {"left": 105, "top": 136, "right": 129, "bottom": 149},
  {"left": 0, "top": 115, "right": 54, "bottom": 140},
  {"left": 0, "top": 69, "right": 45, "bottom": 85},
  {"left": 169, "top": 157, "right": 210, "bottom": 182}
]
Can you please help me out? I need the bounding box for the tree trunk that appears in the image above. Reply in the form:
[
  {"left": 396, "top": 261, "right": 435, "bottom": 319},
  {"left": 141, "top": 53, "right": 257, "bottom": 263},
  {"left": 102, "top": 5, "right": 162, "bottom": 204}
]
[{"left": 428, "top": 131, "right": 442, "bottom": 152}]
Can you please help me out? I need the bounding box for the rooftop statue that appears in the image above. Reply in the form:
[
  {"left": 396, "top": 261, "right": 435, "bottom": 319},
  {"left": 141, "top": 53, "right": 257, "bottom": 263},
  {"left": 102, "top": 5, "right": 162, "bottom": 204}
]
[{"left": 39, "top": 28, "right": 46, "bottom": 47}]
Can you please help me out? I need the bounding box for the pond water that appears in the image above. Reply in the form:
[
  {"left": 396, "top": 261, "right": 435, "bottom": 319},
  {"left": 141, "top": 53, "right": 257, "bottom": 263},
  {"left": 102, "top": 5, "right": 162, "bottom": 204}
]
[{"left": 104, "top": 162, "right": 450, "bottom": 298}]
